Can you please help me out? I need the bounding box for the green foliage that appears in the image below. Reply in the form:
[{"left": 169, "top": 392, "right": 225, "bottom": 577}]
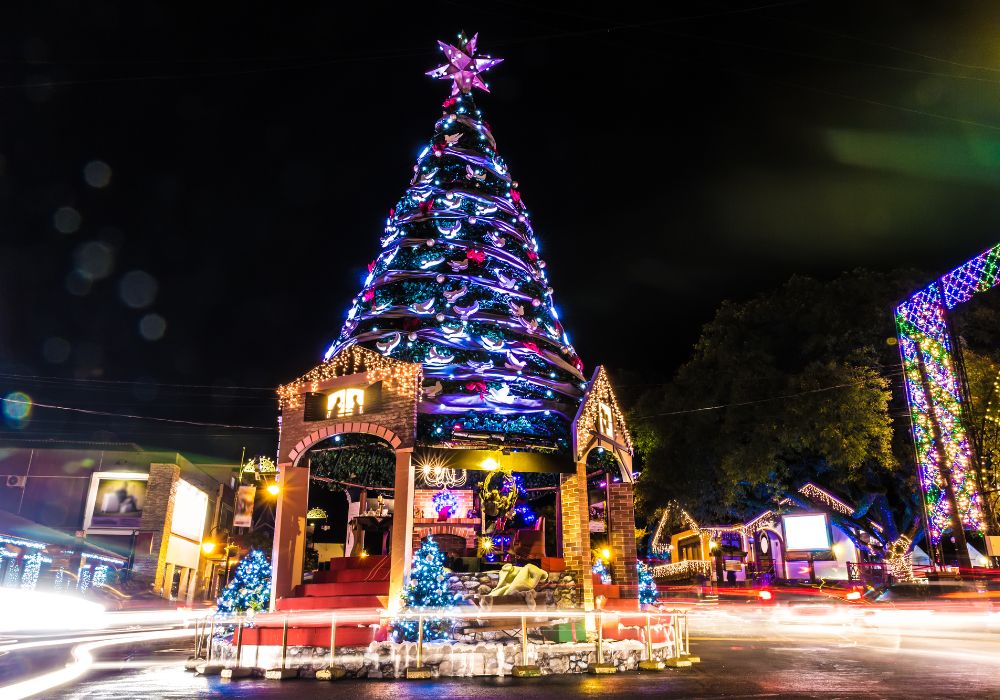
[
  {"left": 959, "top": 347, "right": 1000, "bottom": 525},
  {"left": 634, "top": 270, "right": 920, "bottom": 523},
  {"left": 309, "top": 433, "right": 396, "bottom": 488}
]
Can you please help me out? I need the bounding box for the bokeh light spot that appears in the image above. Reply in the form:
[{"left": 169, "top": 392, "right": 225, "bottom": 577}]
[
  {"left": 119, "top": 270, "right": 158, "bottom": 308},
  {"left": 83, "top": 160, "right": 112, "bottom": 188},
  {"left": 65, "top": 271, "right": 92, "bottom": 296},
  {"left": 74, "top": 241, "right": 114, "bottom": 280},
  {"left": 53, "top": 206, "right": 81, "bottom": 234},
  {"left": 139, "top": 313, "right": 167, "bottom": 341},
  {"left": 42, "top": 337, "right": 71, "bottom": 364},
  {"left": 3, "top": 391, "right": 32, "bottom": 429}
]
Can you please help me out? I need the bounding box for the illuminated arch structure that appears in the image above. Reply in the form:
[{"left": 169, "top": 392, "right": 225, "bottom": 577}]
[{"left": 895, "top": 243, "right": 999, "bottom": 556}]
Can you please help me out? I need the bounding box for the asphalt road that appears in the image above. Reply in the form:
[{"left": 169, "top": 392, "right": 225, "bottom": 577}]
[{"left": 45, "top": 633, "right": 1000, "bottom": 699}]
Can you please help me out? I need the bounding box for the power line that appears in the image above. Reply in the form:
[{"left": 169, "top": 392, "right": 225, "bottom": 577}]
[
  {"left": 0, "top": 371, "right": 276, "bottom": 392},
  {"left": 0, "top": 395, "right": 275, "bottom": 431},
  {"left": 633, "top": 377, "right": 898, "bottom": 419}
]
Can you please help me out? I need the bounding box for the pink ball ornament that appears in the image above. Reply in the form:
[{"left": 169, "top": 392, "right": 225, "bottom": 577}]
[
  {"left": 469, "top": 217, "right": 477, "bottom": 224},
  {"left": 538, "top": 260, "right": 546, "bottom": 268},
  {"left": 435, "top": 313, "right": 445, "bottom": 322},
  {"left": 517, "top": 214, "right": 526, "bottom": 223},
  {"left": 408, "top": 332, "right": 418, "bottom": 341},
  {"left": 427, "top": 239, "right": 436, "bottom": 247},
  {"left": 531, "top": 298, "right": 541, "bottom": 307},
  {"left": 436, "top": 274, "right": 446, "bottom": 283}
]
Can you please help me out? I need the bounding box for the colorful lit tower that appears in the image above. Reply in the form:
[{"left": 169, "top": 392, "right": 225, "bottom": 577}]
[{"left": 323, "top": 32, "right": 586, "bottom": 451}]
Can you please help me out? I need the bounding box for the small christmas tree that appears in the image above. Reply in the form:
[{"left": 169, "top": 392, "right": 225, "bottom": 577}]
[
  {"left": 592, "top": 557, "right": 611, "bottom": 585},
  {"left": 637, "top": 561, "right": 659, "bottom": 607},
  {"left": 392, "top": 537, "right": 460, "bottom": 642},
  {"left": 217, "top": 549, "right": 271, "bottom": 616}
]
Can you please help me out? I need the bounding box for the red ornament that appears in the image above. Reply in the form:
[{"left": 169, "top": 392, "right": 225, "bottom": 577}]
[
  {"left": 443, "top": 97, "right": 457, "bottom": 109},
  {"left": 388, "top": 207, "right": 395, "bottom": 220},
  {"left": 367, "top": 260, "right": 376, "bottom": 273},
  {"left": 521, "top": 341, "right": 539, "bottom": 354},
  {"left": 362, "top": 289, "right": 374, "bottom": 302},
  {"left": 466, "top": 249, "right": 486, "bottom": 263},
  {"left": 511, "top": 189, "right": 523, "bottom": 208},
  {"left": 402, "top": 317, "right": 421, "bottom": 331},
  {"left": 419, "top": 199, "right": 434, "bottom": 216},
  {"left": 465, "top": 381, "right": 488, "bottom": 398},
  {"left": 526, "top": 249, "right": 538, "bottom": 261}
]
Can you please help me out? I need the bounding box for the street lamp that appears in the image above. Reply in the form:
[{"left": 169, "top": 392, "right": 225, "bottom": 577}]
[{"left": 202, "top": 526, "right": 237, "bottom": 591}]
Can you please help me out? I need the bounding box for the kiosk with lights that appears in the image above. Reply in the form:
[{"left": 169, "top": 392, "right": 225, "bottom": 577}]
[{"left": 268, "top": 33, "right": 638, "bottom": 616}]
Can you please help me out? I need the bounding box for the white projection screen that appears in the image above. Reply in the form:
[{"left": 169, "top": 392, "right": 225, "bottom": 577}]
[{"left": 782, "top": 513, "right": 831, "bottom": 551}]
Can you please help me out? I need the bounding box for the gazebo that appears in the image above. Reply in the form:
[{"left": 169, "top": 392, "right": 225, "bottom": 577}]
[{"left": 270, "top": 346, "right": 638, "bottom": 612}]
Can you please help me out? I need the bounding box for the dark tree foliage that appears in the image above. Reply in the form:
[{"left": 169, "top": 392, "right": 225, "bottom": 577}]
[
  {"left": 632, "top": 269, "right": 924, "bottom": 524},
  {"left": 308, "top": 433, "right": 397, "bottom": 488}
]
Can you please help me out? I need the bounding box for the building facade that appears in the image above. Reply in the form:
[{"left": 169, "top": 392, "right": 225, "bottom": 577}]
[{"left": 0, "top": 443, "right": 237, "bottom": 602}]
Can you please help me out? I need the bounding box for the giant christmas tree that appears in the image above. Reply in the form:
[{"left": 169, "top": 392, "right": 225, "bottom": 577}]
[{"left": 324, "top": 32, "right": 586, "bottom": 452}]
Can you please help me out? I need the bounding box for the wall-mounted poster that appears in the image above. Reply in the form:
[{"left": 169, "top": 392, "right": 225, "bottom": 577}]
[
  {"left": 87, "top": 474, "right": 148, "bottom": 528},
  {"left": 781, "top": 513, "right": 831, "bottom": 552},
  {"left": 234, "top": 485, "right": 256, "bottom": 528}
]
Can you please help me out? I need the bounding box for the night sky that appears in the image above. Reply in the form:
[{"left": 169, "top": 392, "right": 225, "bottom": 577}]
[{"left": 3, "top": 2, "right": 1000, "bottom": 458}]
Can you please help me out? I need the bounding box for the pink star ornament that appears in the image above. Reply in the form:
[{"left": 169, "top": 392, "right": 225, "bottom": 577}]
[{"left": 426, "top": 32, "right": 503, "bottom": 95}]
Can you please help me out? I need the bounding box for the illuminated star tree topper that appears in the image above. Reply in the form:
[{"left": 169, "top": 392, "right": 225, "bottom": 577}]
[{"left": 426, "top": 31, "right": 503, "bottom": 95}]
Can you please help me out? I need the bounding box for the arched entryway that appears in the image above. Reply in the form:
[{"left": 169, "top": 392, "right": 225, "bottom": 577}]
[{"left": 749, "top": 528, "right": 784, "bottom": 584}]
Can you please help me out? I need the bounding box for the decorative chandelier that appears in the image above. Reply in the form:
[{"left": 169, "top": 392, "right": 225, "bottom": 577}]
[{"left": 420, "top": 462, "right": 467, "bottom": 489}]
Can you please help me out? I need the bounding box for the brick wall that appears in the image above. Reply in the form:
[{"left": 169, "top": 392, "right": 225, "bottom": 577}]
[
  {"left": 279, "top": 370, "right": 420, "bottom": 465},
  {"left": 559, "top": 461, "right": 594, "bottom": 610},
  {"left": 607, "top": 482, "right": 638, "bottom": 595},
  {"left": 131, "top": 463, "right": 179, "bottom": 590}
]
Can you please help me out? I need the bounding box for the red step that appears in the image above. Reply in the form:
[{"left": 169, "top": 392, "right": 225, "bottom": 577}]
[
  {"left": 593, "top": 582, "right": 622, "bottom": 599},
  {"left": 296, "top": 581, "right": 389, "bottom": 597},
  {"left": 312, "top": 568, "right": 389, "bottom": 583},
  {"left": 276, "top": 594, "right": 384, "bottom": 611},
  {"left": 327, "top": 555, "right": 389, "bottom": 571}
]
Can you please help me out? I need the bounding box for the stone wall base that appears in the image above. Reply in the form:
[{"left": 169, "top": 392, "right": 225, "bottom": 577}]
[{"left": 214, "top": 639, "right": 672, "bottom": 678}]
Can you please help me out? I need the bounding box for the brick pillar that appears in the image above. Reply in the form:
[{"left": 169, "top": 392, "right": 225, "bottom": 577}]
[
  {"left": 607, "top": 481, "right": 639, "bottom": 597},
  {"left": 132, "top": 463, "right": 180, "bottom": 590},
  {"left": 269, "top": 463, "right": 309, "bottom": 610},
  {"left": 389, "top": 449, "right": 415, "bottom": 608},
  {"left": 560, "top": 461, "right": 594, "bottom": 610}
]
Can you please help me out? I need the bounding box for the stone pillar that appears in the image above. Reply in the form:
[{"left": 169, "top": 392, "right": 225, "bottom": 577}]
[
  {"left": 132, "top": 463, "right": 180, "bottom": 590},
  {"left": 388, "top": 449, "right": 415, "bottom": 608},
  {"left": 176, "top": 567, "right": 190, "bottom": 600},
  {"left": 607, "top": 481, "right": 638, "bottom": 596},
  {"left": 560, "top": 461, "right": 594, "bottom": 611},
  {"left": 269, "top": 463, "right": 309, "bottom": 610},
  {"left": 162, "top": 563, "right": 176, "bottom": 599}
]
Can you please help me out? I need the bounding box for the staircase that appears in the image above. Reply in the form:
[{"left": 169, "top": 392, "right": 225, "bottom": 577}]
[
  {"left": 277, "top": 555, "right": 390, "bottom": 611},
  {"left": 242, "top": 556, "right": 390, "bottom": 648}
]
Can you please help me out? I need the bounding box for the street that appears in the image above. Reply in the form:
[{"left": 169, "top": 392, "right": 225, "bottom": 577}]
[{"left": 5, "top": 605, "right": 999, "bottom": 699}]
